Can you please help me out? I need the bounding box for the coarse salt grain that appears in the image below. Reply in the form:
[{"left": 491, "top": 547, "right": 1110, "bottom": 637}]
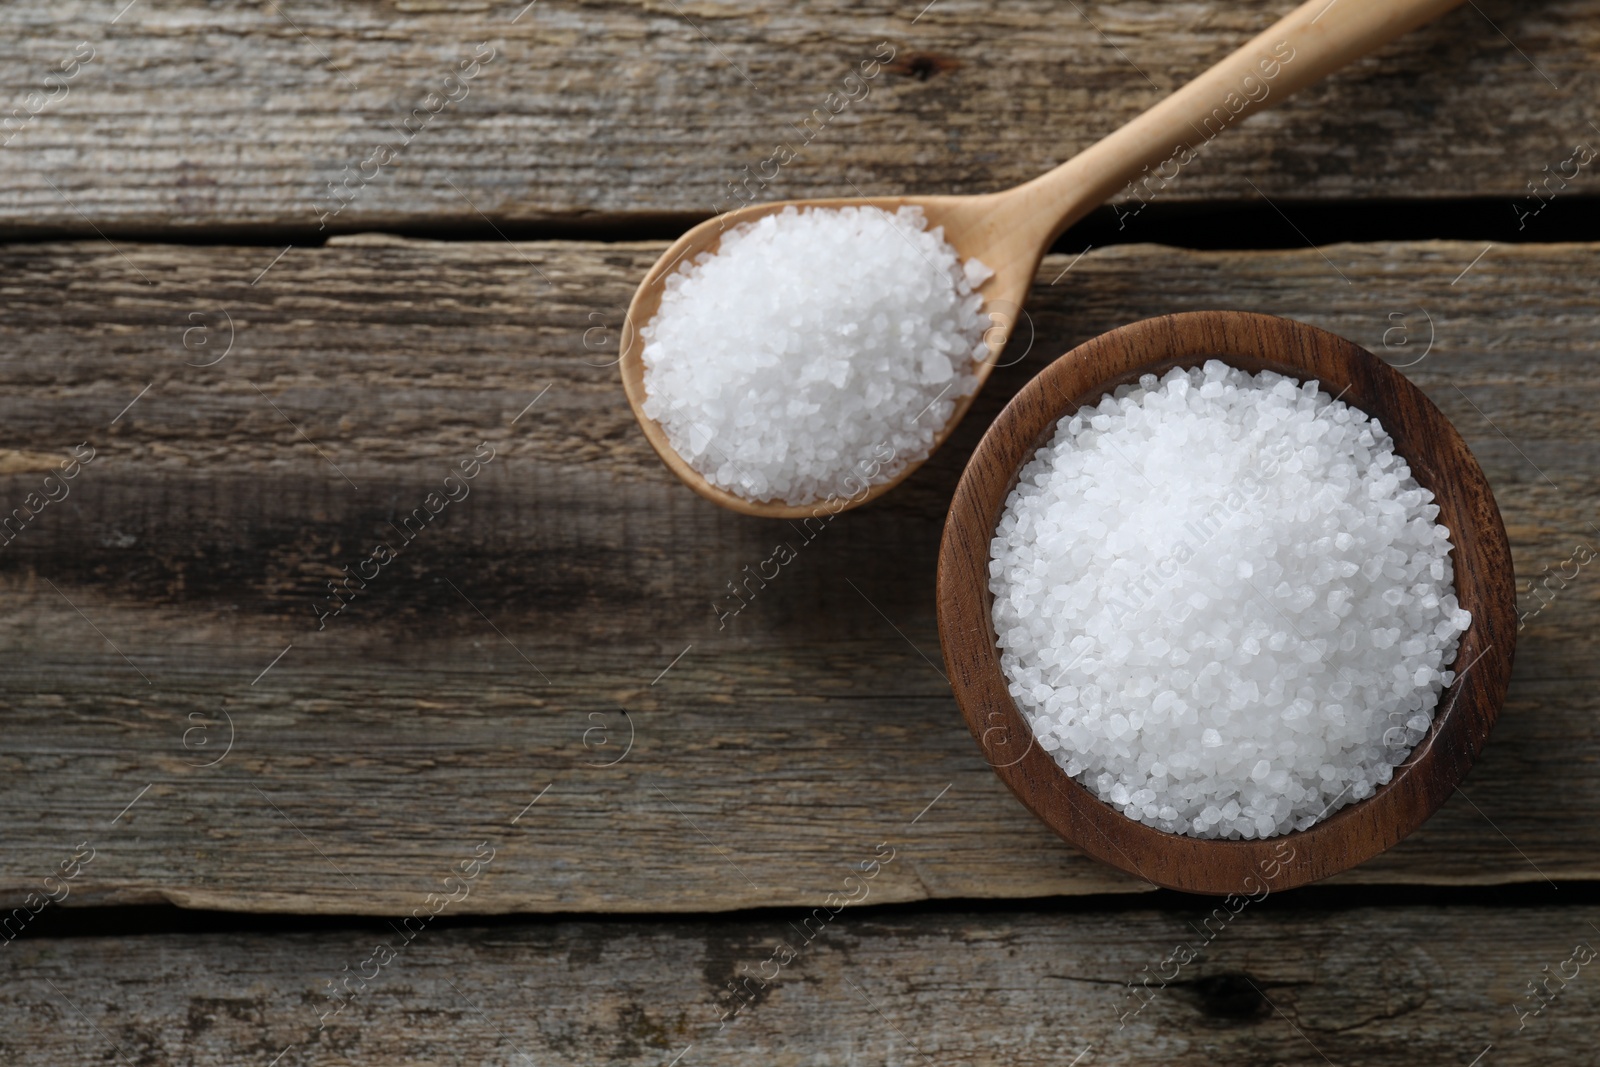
[
  {"left": 640, "top": 205, "right": 992, "bottom": 505},
  {"left": 989, "top": 362, "right": 1470, "bottom": 840}
]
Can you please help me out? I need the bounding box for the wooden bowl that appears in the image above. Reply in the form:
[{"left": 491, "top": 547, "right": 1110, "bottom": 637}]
[{"left": 937, "top": 311, "right": 1516, "bottom": 895}]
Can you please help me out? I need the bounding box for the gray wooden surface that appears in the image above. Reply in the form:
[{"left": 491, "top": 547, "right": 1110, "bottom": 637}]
[
  {"left": 3, "top": 903, "right": 1593, "bottom": 1064},
  {"left": 0, "top": 239, "right": 1592, "bottom": 914},
  {"left": 0, "top": 0, "right": 1594, "bottom": 233}
]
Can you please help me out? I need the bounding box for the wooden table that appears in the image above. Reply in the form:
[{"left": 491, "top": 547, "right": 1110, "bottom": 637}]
[{"left": 1, "top": 1, "right": 1596, "bottom": 1062}]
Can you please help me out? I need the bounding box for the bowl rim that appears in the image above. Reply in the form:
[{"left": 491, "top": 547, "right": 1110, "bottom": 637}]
[{"left": 936, "top": 310, "right": 1516, "bottom": 895}]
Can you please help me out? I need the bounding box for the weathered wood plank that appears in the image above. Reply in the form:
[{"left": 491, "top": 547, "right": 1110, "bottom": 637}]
[
  {"left": 4, "top": 905, "right": 1596, "bottom": 1064},
  {"left": 0, "top": 238, "right": 1595, "bottom": 914},
  {"left": 0, "top": 0, "right": 1596, "bottom": 233}
]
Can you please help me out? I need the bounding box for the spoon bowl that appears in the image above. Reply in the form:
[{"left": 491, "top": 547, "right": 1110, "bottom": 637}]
[
  {"left": 936, "top": 311, "right": 1516, "bottom": 894},
  {"left": 620, "top": 0, "right": 1467, "bottom": 517},
  {"left": 618, "top": 192, "right": 1034, "bottom": 518}
]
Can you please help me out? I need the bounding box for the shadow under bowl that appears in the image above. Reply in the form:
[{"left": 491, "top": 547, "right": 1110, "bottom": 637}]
[{"left": 936, "top": 311, "right": 1516, "bottom": 895}]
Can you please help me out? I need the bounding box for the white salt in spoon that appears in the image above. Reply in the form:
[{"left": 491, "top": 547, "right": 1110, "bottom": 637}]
[{"left": 620, "top": 0, "right": 1465, "bottom": 518}]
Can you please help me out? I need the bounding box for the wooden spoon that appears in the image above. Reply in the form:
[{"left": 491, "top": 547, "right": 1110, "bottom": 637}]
[{"left": 620, "top": 0, "right": 1465, "bottom": 518}]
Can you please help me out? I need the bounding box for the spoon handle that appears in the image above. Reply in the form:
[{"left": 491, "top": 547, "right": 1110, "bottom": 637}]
[{"left": 1021, "top": 0, "right": 1466, "bottom": 244}]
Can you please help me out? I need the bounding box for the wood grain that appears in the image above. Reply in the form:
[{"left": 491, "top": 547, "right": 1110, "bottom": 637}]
[
  {"left": 0, "top": 0, "right": 1596, "bottom": 234},
  {"left": 0, "top": 236, "right": 1594, "bottom": 914},
  {"left": 939, "top": 311, "right": 1516, "bottom": 893},
  {"left": 3, "top": 904, "right": 1595, "bottom": 1064}
]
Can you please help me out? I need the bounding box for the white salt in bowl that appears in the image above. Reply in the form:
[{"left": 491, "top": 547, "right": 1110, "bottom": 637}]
[{"left": 937, "top": 311, "right": 1516, "bottom": 894}]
